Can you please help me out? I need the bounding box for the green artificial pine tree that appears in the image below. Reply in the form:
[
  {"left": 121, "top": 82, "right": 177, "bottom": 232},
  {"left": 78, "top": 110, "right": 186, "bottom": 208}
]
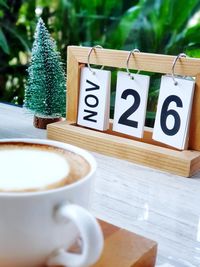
[{"left": 24, "top": 18, "right": 66, "bottom": 129}]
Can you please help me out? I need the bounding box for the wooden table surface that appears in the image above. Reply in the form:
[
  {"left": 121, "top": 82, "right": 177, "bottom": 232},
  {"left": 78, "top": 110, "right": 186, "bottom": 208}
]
[{"left": 0, "top": 103, "right": 200, "bottom": 267}]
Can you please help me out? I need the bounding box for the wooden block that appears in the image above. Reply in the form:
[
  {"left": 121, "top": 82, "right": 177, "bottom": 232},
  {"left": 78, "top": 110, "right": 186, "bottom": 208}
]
[
  {"left": 99, "top": 220, "right": 119, "bottom": 239},
  {"left": 93, "top": 220, "right": 157, "bottom": 267},
  {"left": 66, "top": 47, "right": 84, "bottom": 123},
  {"left": 189, "top": 73, "right": 200, "bottom": 151},
  {"left": 47, "top": 121, "right": 200, "bottom": 177},
  {"left": 50, "top": 220, "right": 157, "bottom": 267},
  {"left": 68, "top": 46, "right": 200, "bottom": 76}
]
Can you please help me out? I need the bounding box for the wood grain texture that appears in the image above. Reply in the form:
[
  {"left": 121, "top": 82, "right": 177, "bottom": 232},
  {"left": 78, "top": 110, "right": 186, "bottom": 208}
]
[
  {"left": 68, "top": 46, "right": 200, "bottom": 76},
  {"left": 98, "top": 220, "right": 119, "bottom": 239},
  {"left": 108, "top": 122, "right": 175, "bottom": 150},
  {"left": 53, "top": 220, "right": 157, "bottom": 267},
  {"left": 0, "top": 104, "right": 46, "bottom": 139},
  {"left": 67, "top": 47, "right": 84, "bottom": 123},
  {"left": 189, "top": 73, "right": 200, "bottom": 151},
  {"left": 92, "top": 220, "right": 157, "bottom": 267},
  {"left": 47, "top": 121, "right": 200, "bottom": 177}
]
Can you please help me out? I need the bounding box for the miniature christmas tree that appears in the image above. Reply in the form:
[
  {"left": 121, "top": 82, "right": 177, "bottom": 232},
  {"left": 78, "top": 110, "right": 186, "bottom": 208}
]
[{"left": 24, "top": 18, "right": 66, "bottom": 129}]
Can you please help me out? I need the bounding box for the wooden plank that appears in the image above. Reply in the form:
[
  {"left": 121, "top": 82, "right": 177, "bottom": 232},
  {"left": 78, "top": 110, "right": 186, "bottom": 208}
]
[
  {"left": 108, "top": 122, "right": 177, "bottom": 150},
  {"left": 47, "top": 121, "right": 200, "bottom": 177},
  {"left": 93, "top": 220, "right": 157, "bottom": 267},
  {"left": 189, "top": 73, "right": 200, "bottom": 151},
  {"left": 66, "top": 47, "right": 84, "bottom": 123},
  {"left": 69, "top": 46, "right": 200, "bottom": 76},
  {"left": 98, "top": 220, "right": 119, "bottom": 239},
  {"left": 69, "top": 121, "right": 178, "bottom": 150}
]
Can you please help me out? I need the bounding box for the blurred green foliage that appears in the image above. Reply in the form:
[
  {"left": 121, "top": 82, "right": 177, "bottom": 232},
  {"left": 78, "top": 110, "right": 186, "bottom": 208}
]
[{"left": 0, "top": 0, "right": 200, "bottom": 123}]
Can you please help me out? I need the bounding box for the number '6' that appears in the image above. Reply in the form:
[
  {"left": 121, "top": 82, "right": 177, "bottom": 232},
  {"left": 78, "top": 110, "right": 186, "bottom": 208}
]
[{"left": 160, "top": 95, "right": 183, "bottom": 136}]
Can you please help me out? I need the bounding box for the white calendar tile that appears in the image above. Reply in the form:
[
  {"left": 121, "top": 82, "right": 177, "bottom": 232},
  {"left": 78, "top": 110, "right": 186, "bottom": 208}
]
[
  {"left": 77, "top": 67, "right": 110, "bottom": 131},
  {"left": 113, "top": 71, "right": 150, "bottom": 138},
  {"left": 152, "top": 75, "right": 195, "bottom": 149}
]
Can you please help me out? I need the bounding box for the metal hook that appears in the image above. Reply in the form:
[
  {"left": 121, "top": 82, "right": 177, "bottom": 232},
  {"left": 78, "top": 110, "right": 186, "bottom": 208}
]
[
  {"left": 171, "top": 53, "right": 187, "bottom": 85},
  {"left": 87, "top": 45, "right": 104, "bottom": 75},
  {"left": 126, "top": 49, "right": 140, "bottom": 79}
]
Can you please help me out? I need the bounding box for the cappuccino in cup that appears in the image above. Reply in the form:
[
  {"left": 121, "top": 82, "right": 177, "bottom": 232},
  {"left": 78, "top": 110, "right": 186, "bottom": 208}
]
[
  {"left": 0, "top": 142, "right": 90, "bottom": 192},
  {"left": 0, "top": 139, "right": 103, "bottom": 267}
]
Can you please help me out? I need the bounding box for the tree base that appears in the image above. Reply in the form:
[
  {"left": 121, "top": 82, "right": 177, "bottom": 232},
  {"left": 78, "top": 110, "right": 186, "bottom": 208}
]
[{"left": 34, "top": 115, "right": 62, "bottom": 129}]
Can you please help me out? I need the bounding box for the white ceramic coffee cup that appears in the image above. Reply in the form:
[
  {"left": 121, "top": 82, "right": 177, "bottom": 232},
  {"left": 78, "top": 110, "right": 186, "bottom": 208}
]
[{"left": 0, "top": 138, "right": 103, "bottom": 267}]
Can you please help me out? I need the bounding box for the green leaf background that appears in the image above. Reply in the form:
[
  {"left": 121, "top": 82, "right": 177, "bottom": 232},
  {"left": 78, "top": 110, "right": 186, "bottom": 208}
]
[{"left": 0, "top": 0, "right": 200, "bottom": 124}]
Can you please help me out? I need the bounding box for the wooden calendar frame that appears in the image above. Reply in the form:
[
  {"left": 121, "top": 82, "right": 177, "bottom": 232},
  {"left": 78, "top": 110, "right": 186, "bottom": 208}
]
[{"left": 47, "top": 46, "right": 200, "bottom": 177}]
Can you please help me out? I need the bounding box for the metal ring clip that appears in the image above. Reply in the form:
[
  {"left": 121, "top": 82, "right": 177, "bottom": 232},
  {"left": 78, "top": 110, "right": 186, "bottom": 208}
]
[
  {"left": 87, "top": 45, "right": 104, "bottom": 75},
  {"left": 126, "top": 49, "right": 140, "bottom": 79}
]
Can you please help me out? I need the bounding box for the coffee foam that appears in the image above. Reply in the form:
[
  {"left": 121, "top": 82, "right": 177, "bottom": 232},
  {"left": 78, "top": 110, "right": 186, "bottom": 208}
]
[{"left": 0, "top": 143, "right": 90, "bottom": 192}]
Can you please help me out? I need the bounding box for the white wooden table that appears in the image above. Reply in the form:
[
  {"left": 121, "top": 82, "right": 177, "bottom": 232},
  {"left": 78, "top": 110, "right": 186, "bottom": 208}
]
[{"left": 0, "top": 103, "right": 200, "bottom": 267}]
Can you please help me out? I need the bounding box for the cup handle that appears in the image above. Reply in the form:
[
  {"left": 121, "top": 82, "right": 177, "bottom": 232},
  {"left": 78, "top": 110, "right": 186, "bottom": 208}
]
[{"left": 47, "top": 203, "right": 104, "bottom": 267}]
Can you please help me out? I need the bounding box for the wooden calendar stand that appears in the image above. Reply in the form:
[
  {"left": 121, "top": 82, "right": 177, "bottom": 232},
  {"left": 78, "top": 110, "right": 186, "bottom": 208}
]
[{"left": 47, "top": 46, "right": 200, "bottom": 177}]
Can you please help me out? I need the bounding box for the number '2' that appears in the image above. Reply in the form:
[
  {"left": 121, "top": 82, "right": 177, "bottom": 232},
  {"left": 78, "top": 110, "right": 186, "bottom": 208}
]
[{"left": 118, "top": 89, "right": 141, "bottom": 128}]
